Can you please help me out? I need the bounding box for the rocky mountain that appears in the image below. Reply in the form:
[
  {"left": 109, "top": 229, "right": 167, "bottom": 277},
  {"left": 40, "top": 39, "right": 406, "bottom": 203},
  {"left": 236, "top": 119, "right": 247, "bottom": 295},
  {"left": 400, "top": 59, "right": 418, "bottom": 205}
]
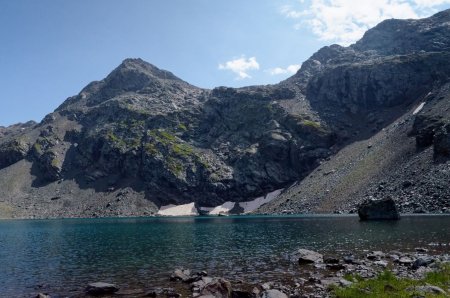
[{"left": 1, "top": 9, "right": 450, "bottom": 218}]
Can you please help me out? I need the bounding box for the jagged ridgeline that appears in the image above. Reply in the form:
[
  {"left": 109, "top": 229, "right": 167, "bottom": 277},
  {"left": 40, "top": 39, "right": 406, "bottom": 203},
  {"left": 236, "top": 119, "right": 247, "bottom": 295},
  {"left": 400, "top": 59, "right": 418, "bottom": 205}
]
[{"left": 1, "top": 9, "right": 450, "bottom": 218}]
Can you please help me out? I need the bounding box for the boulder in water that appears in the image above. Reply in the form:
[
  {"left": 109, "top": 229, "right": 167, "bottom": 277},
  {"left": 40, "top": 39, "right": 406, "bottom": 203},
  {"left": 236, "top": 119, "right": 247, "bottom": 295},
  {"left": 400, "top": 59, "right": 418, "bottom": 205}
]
[{"left": 358, "top": 198, "right": 400, "bottom": 220}]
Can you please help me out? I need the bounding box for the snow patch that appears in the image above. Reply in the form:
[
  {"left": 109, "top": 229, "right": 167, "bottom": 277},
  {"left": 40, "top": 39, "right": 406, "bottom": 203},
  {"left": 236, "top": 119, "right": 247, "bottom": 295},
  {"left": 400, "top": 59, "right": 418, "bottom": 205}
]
[
  {"left": 157, "top": 202, "right": 198, "bottom": 216},
  {"left": 239, "top": 189, "right": 283, "bottom": 213},
  {"left": 413, "top": 102, "right": 425, "bottom": 115},
  {"left": 207, "top": 201, "right": 235, "bottom": 215}
]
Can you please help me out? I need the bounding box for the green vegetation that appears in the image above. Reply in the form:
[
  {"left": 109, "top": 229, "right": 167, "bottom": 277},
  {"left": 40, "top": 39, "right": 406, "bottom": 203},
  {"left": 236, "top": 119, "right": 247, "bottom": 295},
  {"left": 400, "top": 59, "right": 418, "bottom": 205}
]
[
  {"left": 144, "top": 142, "right": 158, "bottom": 155},
  {"left": 301, "top": 119, "right": 322, "bottom": 130},
  {"left": 107, "top": 131, "right": 126, "bottom": 147},
  {"left": 167, "top": 156, "right": 184, "bottom": 176},
  {"left": 33, "top": 142, "right": 43, "bottom": 155},
  {"left": 333, "top": 264, "right": 450, "bottom": 298},
  {"left": 172, "top": 143, "right": 193, "bottom": 156},
  {"left": 51, "top": 158, "right": 59, "bottom": 167},
  {"left": 177, "top": 123, "right": 187, "bottom": 131},
  {"left": 147, "top": 129, "right": 194, "bottom": 158},
  {"left": 0, "top": 203, "right": 14, "bottom": 219}
]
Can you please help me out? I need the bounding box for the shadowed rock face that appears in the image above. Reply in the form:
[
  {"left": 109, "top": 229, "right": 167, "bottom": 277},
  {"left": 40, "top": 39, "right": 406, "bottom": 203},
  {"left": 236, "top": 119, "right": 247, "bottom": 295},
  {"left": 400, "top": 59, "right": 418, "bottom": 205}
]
[{"left": 1, "top": 10, "right": 450, "bottom": 217}]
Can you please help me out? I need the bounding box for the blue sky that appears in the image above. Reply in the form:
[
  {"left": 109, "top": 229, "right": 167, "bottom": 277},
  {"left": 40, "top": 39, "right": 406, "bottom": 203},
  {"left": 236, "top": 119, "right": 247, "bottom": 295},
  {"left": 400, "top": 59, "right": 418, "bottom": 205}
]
[{"left": 1, "top": 0, "right": 450, "bottom": 126}]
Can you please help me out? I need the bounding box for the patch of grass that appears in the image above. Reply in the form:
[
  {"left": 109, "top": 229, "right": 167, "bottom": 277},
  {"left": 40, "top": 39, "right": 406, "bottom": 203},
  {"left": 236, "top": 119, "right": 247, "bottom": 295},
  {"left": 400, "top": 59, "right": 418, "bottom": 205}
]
[
  {"left": 177, "top": 123, "right": 187, "bottom": 131},
  {"left": 33, "top": 142, "right": 42, "bottom": 155},
  {"left": 144, "top": 143, "right": 158, "bottom": 155},
  {"left": 107, "top": 131, "right": 126, "bottom": 147},
  {"left": 172, "top": 143, "right": 193, "bottom": 157},
  {"left": 0, "top": 203, "right": 14, "bottom": 219},
  {"left": 51, "top": 158, "right": 59, "bottom": 167},
  {"left": 424, "top": 263, "right": 450, "bottom": 289},
  {"left": 301, "top": 120, "right": 322, "bottom": 130},
  {"left": 148, "top": 129, "right": 194, "bottom": 158},
  {"left": 333, "top": 265, "right": 450, "bottom": 298},
  {"left": 167, "top": 157, "right": 183, "bottom": 176}
]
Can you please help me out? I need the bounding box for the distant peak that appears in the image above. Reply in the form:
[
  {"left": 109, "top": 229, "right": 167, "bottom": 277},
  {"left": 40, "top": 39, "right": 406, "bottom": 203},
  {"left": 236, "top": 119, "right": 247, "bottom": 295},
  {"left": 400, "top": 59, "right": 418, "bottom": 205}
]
[{"left": 114, "top": 58, "right": 181, "bottom": 81}]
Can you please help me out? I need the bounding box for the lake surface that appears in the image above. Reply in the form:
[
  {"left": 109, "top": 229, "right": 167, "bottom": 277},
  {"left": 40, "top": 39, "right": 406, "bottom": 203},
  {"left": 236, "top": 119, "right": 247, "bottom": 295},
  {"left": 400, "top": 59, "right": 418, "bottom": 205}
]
[{"left": 0, "top": 215, "right": 449, "bottom": 297}]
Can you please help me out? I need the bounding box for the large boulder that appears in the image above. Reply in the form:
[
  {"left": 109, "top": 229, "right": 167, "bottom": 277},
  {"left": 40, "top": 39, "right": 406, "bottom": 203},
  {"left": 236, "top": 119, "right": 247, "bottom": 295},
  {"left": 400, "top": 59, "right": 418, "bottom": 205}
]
[
  {"left": 433, "top": 123, "right": 450, "bottom": 157},
  {"left": 358, "top": 198, "right": 400, "bottom": 220}
]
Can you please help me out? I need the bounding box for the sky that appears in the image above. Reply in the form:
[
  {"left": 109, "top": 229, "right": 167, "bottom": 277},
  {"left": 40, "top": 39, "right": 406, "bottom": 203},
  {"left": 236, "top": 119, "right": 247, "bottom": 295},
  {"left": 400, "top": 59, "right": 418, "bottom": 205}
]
[{"left": 1, "top": 0, "right": 450, "bottom": 126}]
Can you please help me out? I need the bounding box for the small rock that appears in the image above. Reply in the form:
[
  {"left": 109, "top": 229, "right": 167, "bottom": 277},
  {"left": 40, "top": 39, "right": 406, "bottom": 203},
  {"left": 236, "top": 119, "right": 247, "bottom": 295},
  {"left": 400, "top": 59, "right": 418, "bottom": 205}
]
[
  {"left": 367, "top": 251, "right": 385, "bottom": 260},
  {"left": 326, "top": 263, "right": 345, "bottom": 270},
  {"left": 35, "top": 294, "right": 50, "bottom": 298},
  {"left": 297, "top": 249, "right": 323, "bottom": 264},
  {"left": 170, "top": 268, "right": 191, "bottom": 282},
  {"left": 324, "top": 257, "right": 340, "bottom": 264},
  {"left": 198, "top": 270, "right": 208, "bottom": 277},
  {"left": 343, "top": 255, "right": 356, "bottom": 264},
  {"left": 320, "top": 277, "right": 341, "bottom": 287},
  {"left": 85, "top": 282, "right": 119, "bottom": 296},
  {"left": 374, "top": 260, "right": 388, "bottom": 267},
  {"left": 412, "top": 257, "right": 434, "bottom": 270},
  {"left": 409, "top": 285, "right": 447, "bottom": 295},
  {"left": 199, "top": 278, "right": 232, "bottom": 298},
  {"left": 259, "top": 289, "right": 288, "bottom": 298},
  {"left": 339, "top": 279, "right": 353, "bottom": 287},
  {"left": 398, "top": 257, "right": 413, "bottom": 265}
]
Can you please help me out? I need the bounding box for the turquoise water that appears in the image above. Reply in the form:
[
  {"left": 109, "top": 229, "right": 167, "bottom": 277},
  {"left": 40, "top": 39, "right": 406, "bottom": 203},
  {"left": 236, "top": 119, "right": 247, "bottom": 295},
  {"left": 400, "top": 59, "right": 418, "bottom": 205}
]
[{"left": 0, "top": 215, "right": 449, "bottom": 297}]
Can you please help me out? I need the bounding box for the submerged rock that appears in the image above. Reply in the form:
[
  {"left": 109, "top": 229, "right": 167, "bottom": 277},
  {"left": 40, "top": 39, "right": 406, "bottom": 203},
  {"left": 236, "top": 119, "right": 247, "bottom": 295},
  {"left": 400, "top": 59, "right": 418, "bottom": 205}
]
[
  {"left": 358, "top": 198, "right": 400, "bottom": 220},
  {"left": 85, "top": 282, "right": 119, "bottom": 296}
]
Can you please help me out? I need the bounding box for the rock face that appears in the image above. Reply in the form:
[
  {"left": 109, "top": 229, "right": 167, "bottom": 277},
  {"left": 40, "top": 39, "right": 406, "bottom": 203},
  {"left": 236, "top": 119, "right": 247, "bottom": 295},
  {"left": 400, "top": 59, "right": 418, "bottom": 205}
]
[
  {"left": 1, "top": 10, "right": 450, "bottom": 218},
  {"left": 358, "top": 198, "right": 400, "bottom": 220}
]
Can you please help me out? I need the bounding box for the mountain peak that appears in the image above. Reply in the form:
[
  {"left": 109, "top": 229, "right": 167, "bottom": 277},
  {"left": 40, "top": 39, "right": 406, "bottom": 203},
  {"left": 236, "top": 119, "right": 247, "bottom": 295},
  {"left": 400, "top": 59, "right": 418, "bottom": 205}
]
[
  {"left": 353, "top": 9, "right": 450, "bottom": 55},
  {"left": 112, "top": 58, "right": 182, "bottom": 82}
]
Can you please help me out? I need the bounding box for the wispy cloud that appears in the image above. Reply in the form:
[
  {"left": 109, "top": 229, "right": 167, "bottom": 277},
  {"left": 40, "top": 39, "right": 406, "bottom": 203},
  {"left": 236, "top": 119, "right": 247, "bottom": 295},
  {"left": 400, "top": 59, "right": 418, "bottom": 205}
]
[
  {"left": 281, "top": 0, "right": 450, "bottom": 46},
  {"left": 267, "top": 64, "right": 301, "bottom": 75},
  {"left": 218, "top": 56, "right": 260, "bottom": 79}
]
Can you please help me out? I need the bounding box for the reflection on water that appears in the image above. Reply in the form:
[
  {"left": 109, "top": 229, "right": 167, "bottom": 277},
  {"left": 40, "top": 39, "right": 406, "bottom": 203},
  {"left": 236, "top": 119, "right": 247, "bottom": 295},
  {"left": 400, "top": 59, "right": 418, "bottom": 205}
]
[{"left": 0, "top": 215, "right": 449, "bottom": 296}]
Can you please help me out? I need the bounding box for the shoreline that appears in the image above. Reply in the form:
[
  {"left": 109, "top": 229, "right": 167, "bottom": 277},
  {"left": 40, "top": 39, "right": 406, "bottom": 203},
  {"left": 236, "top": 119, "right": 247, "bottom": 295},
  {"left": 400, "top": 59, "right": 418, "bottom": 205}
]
[
  {"left": 1, "top": 212, "right": 450, "bottom": 221},
  {"left": 30, "top": 248, "right": 450, "bottom": 298}
]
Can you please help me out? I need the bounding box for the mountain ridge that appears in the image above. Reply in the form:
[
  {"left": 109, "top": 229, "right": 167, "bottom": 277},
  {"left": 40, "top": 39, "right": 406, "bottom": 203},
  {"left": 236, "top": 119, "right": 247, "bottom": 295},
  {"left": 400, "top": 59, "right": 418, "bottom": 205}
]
[{"left": 1, "top": 9, "right": 450, "bottom": 218}]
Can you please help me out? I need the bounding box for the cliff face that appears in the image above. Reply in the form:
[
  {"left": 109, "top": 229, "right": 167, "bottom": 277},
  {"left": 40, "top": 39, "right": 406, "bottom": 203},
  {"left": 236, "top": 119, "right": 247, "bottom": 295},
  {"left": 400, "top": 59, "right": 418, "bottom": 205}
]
[{"left": 1, "top": 10, "right": 450, "bottom": 218}]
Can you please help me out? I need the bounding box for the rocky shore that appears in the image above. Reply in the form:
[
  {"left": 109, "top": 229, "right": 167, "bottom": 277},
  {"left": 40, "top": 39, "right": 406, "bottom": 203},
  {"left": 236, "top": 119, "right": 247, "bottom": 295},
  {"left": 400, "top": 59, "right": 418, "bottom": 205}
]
[{"left": 32, "top": 247, "right": 449, "bottom": 298}]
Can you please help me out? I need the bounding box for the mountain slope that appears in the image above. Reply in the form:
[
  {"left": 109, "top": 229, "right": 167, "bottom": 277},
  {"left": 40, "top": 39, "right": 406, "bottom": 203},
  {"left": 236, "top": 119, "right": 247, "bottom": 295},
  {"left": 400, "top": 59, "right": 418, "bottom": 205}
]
[{"left": 1, "top": 10, "right": 450, "bottom": 218}]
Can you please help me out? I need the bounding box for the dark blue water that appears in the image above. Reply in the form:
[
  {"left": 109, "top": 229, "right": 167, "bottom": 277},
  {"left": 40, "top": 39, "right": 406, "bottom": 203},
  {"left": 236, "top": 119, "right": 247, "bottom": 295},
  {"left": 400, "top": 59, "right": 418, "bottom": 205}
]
[{"left": 0, "top": 215, "right": 449, "bottom": 297}]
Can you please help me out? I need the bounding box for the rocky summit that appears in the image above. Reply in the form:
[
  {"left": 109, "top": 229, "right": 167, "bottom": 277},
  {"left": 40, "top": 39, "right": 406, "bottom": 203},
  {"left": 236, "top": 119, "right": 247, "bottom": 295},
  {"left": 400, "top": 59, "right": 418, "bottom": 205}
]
[{"left": 1, "top": 10, "right": 450, "bottom": 218}]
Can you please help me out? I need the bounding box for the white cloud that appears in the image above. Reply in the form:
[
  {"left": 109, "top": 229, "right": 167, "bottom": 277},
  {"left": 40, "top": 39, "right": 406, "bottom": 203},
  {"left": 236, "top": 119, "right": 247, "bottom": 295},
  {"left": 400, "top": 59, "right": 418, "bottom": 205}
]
[
  {"left": 282, "top": 0, "right": 450, "bottom": 45},
  {"left": 218, "top": 56, "right": 260, "bottom": 79},
  {"left": 267, "top": 64, "right": 301, "bottom": 75},
  {"left": 414, "top": 0, "right": 450, "bottom": 7},
  {"left": 280, "top": 5, "right": 307, "bottom": 18}
]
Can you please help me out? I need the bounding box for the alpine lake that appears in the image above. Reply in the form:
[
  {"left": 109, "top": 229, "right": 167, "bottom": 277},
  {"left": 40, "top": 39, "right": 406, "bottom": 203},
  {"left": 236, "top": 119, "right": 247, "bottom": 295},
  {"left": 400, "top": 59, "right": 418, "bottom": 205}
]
[{"left": 0, "top": 215, "right": 449, "bottom": 297}]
